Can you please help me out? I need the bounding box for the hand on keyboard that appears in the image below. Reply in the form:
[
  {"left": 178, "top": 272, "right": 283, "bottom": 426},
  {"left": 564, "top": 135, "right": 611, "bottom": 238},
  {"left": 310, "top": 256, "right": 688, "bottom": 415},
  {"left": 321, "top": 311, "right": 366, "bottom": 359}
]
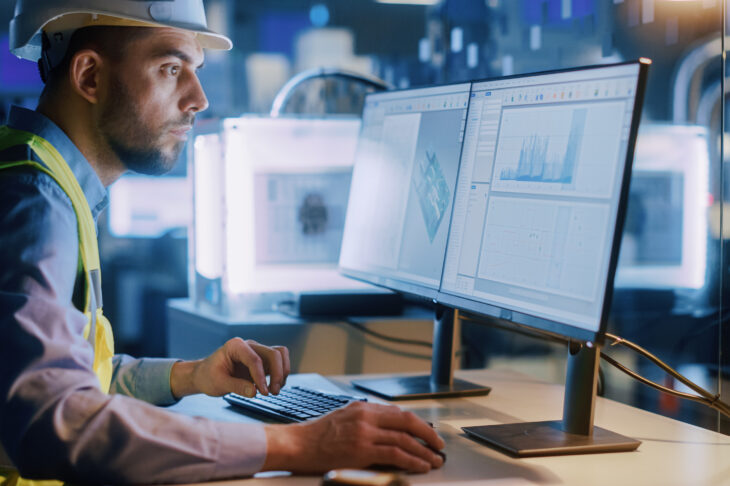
[
  {"left": 171, "top": 338, "right": 291, "bottom": 399},
  {"left": 224, "top": 385, "right": 365, "bottom": 423}
]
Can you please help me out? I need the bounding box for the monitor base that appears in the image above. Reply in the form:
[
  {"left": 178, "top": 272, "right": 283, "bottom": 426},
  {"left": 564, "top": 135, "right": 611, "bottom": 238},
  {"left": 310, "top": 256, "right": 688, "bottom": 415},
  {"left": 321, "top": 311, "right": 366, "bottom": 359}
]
[
  {"left": 463, "top": 420, "right": 641, "bottom": 457},
  {"left": 352, "top": 375, "right": 491, "bottom": 400}
]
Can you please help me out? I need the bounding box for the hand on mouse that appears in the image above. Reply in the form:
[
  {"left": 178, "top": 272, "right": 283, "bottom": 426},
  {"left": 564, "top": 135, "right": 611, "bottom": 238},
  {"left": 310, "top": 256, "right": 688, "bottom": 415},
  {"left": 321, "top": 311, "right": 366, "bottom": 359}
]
[{"left": 262, "top": 402, "right": 445, "bottom": 474}]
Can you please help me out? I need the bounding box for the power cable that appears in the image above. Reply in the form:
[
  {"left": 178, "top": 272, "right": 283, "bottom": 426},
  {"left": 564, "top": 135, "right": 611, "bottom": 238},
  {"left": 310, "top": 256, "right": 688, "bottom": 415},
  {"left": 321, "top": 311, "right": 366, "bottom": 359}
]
[
  {"left": 343, "top": 318, "right": 433, "bottom": 349},
  {"left": 603, "top": 332, "right": 730, "bottom": 417},
  {"left": 459, "top": 311, "right": 730, "bottom": 418},
  {"left": 277, "top": 300, "right": 730, "bottom": 416},
  {"left": 339, "top": 319, "right": 467, "bottom": 360}
]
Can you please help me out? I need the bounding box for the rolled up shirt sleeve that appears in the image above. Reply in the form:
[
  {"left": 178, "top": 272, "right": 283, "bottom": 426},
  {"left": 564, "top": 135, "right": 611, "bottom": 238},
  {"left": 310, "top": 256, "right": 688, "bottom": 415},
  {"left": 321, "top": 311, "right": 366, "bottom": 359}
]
[
  {"left": 111, "top": 355, "right": 181, "bottom": 406},
  {"left": 0, "top": 171, "right": 268, "bottom": 483}
]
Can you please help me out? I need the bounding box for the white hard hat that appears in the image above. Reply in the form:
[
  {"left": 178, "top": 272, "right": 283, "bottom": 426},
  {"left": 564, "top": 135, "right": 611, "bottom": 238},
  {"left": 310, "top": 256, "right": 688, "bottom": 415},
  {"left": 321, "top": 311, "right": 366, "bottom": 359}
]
[{"left": 10, "top": 0, "right": 232, "bottom": 73}]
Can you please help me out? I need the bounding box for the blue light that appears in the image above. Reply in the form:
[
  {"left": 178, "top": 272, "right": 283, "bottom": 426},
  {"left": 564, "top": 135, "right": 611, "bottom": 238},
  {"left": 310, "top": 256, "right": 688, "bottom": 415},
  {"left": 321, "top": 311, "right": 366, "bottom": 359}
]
[
  {"left": 0, "top": 35, "right": 43, "bottom": 93},
  {"left": 310, "top": 4, "right": 330, "bottom": 27}
]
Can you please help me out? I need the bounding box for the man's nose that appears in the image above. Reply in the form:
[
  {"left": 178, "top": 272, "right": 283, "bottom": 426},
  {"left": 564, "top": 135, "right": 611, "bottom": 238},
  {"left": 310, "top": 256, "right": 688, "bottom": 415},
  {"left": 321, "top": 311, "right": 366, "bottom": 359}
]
[{"left": 181, "top": 73, "right": 209, "bottom": 114}]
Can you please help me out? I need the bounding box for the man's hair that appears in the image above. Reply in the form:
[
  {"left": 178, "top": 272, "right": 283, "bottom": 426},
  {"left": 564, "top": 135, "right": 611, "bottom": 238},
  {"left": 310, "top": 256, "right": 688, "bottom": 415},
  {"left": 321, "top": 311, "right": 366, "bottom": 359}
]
[{"left": 39, "top": 26, "right": 152, "bottom": 102}]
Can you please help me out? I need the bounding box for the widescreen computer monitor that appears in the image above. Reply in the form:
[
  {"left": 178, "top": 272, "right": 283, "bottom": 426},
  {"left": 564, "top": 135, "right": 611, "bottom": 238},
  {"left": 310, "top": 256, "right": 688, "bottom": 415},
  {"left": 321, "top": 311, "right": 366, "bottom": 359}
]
[
  {"left": 439, "top": 60, "right": 650, "bottom": 455},
  {"left": 341, "top": 60, "right": 649, "bottom": 455},
  {"left": 340, "top": 83, "right": 491, "bottom": 399}
]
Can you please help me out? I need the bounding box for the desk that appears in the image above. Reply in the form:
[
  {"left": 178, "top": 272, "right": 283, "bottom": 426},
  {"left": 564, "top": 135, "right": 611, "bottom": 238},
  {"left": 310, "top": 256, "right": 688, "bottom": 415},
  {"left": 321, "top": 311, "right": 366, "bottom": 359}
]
[{"left": 168, "top": 369, "right": 730, "bottom": 486}]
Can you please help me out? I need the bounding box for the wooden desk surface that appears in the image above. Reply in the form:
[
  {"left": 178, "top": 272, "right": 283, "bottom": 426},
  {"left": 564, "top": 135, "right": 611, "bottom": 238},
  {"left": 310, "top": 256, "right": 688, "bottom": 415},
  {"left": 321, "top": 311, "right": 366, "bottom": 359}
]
[{"left": 168, "top": 369, "right": 730, "bottom": 486}]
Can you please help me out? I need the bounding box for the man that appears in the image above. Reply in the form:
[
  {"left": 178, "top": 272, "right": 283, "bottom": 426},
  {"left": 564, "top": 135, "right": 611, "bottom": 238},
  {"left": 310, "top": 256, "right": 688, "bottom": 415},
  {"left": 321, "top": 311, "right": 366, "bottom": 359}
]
[{"left": 0, "top": 1, "right": 445, "bottom": 484}]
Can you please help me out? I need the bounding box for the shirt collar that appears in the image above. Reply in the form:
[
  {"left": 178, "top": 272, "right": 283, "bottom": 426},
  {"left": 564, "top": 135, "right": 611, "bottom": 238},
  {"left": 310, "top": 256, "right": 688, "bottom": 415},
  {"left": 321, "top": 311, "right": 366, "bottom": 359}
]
[{"left": 6, "top": 105, "right": 109, "bottom": 220}]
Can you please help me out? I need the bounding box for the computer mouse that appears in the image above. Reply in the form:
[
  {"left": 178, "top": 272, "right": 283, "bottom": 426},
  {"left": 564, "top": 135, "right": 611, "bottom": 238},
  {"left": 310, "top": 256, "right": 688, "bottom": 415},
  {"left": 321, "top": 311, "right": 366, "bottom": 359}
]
[
  {"left": 429, "top": 445, "right": 447, "bottom": 464},
  {"left": 321, "top": 469, "right": 408, "bottom": 486}
]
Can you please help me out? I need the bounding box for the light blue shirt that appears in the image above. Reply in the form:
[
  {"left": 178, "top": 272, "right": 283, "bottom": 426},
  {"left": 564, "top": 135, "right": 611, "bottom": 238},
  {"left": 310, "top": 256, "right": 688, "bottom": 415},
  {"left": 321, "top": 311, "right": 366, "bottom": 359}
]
[{"left": 0, "top": 106, "right": 266, "bottom": 483}]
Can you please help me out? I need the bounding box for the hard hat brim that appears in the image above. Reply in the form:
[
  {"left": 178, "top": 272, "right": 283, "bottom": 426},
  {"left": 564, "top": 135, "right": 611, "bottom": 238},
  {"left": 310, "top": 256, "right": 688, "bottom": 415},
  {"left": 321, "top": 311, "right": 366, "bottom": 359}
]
[
  {"left": 11, "top": 10, "right": 233, "bottom": 62},
  {"left": 92, "top": 14, "right": 233, "bottom": 51},
  {"left": 193, "top": 29, "right": 232, "bottom": 51}
]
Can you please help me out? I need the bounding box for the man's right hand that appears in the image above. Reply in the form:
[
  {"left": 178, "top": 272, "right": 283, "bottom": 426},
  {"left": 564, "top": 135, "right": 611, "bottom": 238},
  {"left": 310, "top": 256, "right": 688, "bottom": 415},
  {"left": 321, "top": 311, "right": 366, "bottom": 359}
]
[{"left": 262, "top": 401, "right": 445, "bottom": 474}]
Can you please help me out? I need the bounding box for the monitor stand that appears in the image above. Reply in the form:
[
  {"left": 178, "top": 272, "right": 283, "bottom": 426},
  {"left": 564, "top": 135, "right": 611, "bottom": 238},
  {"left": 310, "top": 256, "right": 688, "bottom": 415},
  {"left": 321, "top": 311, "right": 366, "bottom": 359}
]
[
  {"left": 462, "top": 341, "right": 641, "bottom": 456},
  {"left": 351, "top": 305, "right": 491, "bottom": 400}
]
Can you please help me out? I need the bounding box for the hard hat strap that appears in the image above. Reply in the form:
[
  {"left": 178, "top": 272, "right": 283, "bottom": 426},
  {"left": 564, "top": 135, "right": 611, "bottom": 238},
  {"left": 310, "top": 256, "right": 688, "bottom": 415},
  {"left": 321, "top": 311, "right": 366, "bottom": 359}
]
[
  {"left": 39, "top": 32, "right": 52, "bottom": 83},
  {"left": 39, "top": 27, "right": 77, "bottom": 82}
]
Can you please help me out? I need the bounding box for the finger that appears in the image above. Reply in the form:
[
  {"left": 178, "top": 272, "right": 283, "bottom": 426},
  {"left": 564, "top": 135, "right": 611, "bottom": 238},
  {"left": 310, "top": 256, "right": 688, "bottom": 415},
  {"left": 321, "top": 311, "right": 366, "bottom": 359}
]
[
  {"left": 372, "top": 407, "right": 445, "bottom": 450},
  {"left": 226, "top": 376, "right": 258, "bottom": 398},
  {"left": 375, "top": 429, "right": 444, "bottom": 469},
  {"left": 227, "top": 338, "right": 269, "bottom": 395},
  {"left": 274, "top": 346, "right": 290, "bottom": 387},
  {"left": 249, "top": 342, "right": 284, "bottom": 395},
  {"left": 370, "top": 445, "right": 431, "bottom": 473}
]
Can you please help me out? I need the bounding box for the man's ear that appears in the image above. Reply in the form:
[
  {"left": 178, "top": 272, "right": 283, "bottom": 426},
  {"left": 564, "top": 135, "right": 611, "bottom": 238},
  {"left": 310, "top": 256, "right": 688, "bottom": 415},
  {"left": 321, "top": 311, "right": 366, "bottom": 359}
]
[{"left": 68, "top": 49, "right": 104, "bottom": 104}]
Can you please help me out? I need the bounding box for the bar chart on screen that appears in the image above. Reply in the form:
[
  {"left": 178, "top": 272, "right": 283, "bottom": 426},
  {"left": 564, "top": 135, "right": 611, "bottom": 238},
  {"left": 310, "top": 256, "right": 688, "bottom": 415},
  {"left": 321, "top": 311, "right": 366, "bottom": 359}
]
[
  {"left": 499, "top": 108, "right": 585, "bottom": 184},
  {"left": 491, "top": 101, "right": 625, "bottom": 197}
]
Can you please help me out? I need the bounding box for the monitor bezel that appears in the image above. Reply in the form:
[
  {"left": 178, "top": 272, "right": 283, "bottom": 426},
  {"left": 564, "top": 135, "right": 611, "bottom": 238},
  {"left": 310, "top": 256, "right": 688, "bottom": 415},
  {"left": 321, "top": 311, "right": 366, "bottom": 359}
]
[
  {"left": 339, "top": 80, "right": 473, "bottom": 301},
  {"left": 436, "top": 60, "right": 651, "bottom": 345}
]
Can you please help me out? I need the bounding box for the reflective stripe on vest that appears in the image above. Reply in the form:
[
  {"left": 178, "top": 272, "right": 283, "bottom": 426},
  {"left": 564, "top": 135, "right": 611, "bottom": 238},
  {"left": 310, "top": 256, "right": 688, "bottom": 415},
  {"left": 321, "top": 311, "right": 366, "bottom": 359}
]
[{"left": 0, "top": 126, "right": 114, "bottom": 486}]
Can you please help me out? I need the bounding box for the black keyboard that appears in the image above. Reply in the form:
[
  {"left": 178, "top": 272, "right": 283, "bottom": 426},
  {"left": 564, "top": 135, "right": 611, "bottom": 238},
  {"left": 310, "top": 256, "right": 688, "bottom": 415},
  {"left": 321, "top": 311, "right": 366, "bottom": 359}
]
[{"left": 223, "top": 386, "right": 366, "bottom": 423}]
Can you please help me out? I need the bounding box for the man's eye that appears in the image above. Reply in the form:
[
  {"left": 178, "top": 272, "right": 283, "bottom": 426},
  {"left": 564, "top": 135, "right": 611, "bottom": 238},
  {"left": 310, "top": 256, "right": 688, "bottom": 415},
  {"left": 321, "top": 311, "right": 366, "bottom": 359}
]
[{"left": 165, "top": 65, "right": 180, "bottom": 76}]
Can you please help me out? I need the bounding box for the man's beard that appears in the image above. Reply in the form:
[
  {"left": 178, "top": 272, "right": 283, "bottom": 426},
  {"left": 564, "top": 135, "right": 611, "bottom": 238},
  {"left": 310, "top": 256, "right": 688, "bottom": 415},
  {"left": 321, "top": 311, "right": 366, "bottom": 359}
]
[{"left": 98, "top": 78, "right": 191, "bottom": 175}]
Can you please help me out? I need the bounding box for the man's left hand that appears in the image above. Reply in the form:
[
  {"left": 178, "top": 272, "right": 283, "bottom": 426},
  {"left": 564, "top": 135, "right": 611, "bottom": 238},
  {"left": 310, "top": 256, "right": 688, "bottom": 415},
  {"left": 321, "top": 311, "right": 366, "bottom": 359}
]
[{"left": 170, "top": 338, "right": 290, "bottom": 399}]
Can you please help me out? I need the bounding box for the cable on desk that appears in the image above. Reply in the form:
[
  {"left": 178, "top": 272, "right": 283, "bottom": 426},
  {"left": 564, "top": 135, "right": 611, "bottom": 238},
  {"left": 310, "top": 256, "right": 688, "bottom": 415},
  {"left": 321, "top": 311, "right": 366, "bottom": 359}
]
[
  {"left": 273, "top": 300, "right": 436, "bottom": 359},
  {"left": 599, "top": 352, "right": 727, "bottom": 412},
  {"left": 458, "top": 311, "right": 569, "bottom": 346},
  {"left": 274, "top": 299, "right": 431, "bottom": 349},
  {"left": 603, "top": 332, "right": 730, "bottom": 418},
  {"left": 343, "top": 319, "right": 433, "bottom": 349},
  {"left": 340, "top": 319, "right": 465, "bottom": 360},
  {"left": 459, "top": 311, "right": 730, "bottom": 418}
]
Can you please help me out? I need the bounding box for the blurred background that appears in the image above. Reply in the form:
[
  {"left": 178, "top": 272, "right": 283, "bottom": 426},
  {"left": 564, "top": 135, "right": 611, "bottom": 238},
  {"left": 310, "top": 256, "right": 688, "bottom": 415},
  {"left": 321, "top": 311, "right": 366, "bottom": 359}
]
[{"left": 0, "top": 0, "right": 727, "bottom": 435}]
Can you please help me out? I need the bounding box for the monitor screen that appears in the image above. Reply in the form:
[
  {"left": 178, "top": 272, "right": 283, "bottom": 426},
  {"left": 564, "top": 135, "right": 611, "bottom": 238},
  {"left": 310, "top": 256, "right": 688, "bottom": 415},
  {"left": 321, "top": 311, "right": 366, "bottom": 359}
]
[
  {"left": 439, "top": 63, "right": 644, "bottom": 341},
  {"left": 614, "top": 124, "right": 710, "bottom": 290},
  {"left": 340, "top": 83, "right": 471, "bottom": 299},
  {"left": 108, "top": 175, "right": 191, "bottom": 238}
]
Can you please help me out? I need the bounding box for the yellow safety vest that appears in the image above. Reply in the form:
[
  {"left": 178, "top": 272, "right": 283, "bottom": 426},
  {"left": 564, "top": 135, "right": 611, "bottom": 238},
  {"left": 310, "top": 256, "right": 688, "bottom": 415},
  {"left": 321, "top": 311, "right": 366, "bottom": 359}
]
[{"left": 0, "top": 126, "right": 114, "bottom": 486}]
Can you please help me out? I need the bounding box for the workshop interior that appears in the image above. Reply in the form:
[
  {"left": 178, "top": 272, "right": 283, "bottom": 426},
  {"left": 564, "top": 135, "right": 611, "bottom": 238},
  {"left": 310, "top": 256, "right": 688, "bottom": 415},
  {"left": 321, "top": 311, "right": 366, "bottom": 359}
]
[{"left": 1, "top": 0, "right": 727, "bottom": 438}]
